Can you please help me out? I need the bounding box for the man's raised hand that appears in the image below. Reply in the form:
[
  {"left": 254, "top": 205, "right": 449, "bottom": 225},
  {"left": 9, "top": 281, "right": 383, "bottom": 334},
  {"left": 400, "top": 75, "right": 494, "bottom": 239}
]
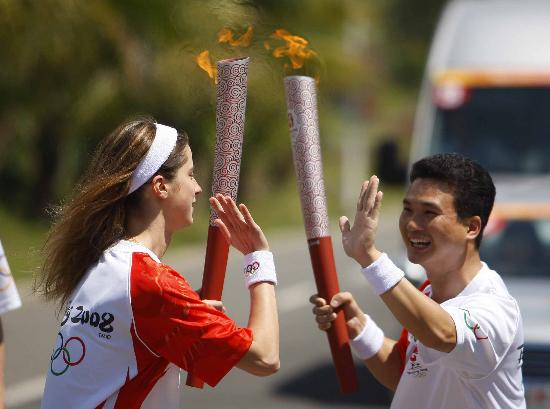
[{"left": 339, "top": 175, "right": 383, "bottom": 267}]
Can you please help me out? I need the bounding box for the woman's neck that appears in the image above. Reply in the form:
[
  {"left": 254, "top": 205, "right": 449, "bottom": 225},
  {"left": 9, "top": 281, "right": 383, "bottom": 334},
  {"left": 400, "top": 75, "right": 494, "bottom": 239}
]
[
  {"left": 126, "top": 208, "right": 171, "bottom": 259},
  {"left": 127, "top": 229, "right": 170, "bottom": 259}
]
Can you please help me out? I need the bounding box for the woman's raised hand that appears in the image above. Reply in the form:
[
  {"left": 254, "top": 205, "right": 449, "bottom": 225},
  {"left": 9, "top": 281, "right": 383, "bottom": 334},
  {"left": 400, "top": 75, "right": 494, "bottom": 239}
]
[{"left": 209, "top": 194, "right": 269, "bottom": 255}]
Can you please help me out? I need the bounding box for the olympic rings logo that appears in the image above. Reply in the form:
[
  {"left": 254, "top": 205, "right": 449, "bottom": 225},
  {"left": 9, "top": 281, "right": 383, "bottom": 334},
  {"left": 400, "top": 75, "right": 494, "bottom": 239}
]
[
  {"left": 50, "top": 332, "right": 86, "bottom": 376},
  {"left": 461, "top": 308, "right": 488, "bottom": 341},
  {"left": 244, "top": 261, "right": 260, "bottom": 277}
]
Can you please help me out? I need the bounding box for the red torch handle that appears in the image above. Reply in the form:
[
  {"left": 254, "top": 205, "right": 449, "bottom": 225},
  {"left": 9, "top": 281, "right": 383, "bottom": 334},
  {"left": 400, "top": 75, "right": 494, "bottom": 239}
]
[
  {"left": 308, "top": 236, "right": 358, "bottom": 394},
  {"left": 186, "top": 225, "right": 230, "bottom": 388},
  {"left": 198, "top": 225, "right": 230, "bottom": 299}
]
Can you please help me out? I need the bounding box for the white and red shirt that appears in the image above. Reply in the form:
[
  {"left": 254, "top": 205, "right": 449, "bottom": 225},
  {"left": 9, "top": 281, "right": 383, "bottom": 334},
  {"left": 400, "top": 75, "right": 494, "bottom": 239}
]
[
  {"left": 391, "top": 263, "right": 526, "bottom": 409},
  {"left": 0, "top": 240, "right": 22, "bottom": 315},
  {"left": 41, "top": 240, "right": 252, "bottom": 409}
]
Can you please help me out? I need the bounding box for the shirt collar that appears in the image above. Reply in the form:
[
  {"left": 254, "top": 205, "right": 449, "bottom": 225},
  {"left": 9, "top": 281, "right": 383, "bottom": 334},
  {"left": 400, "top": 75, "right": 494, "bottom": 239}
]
[{"left": 113, "top": 240, "right": 161, "bottom": 263}]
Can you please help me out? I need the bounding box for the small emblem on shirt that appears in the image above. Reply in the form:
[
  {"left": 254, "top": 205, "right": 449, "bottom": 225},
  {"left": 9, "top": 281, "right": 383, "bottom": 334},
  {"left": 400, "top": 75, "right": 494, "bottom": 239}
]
[
  {"left": 422, "top": 284, "right": 433, "bottom": 298},
  {"left": 460, "top": 308, "right": 488, "bottom": 341},
  {"left": 61, "top": 304, "right": 115, "bottom": 335},
  {"left": 406, "top": 344, "right": 429, "bottom": 378},
  {"left": 244, "top": 261, "right": 260, "bottom": 277},
  {"left": 50, "top": 332, "right": 86, "bottom": 376}
]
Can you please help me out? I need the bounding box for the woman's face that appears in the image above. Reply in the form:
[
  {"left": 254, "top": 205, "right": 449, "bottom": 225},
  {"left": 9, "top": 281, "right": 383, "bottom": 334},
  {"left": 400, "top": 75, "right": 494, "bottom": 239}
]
[{"left": 165, "top": 145, "right": 202, "bottom": 230}]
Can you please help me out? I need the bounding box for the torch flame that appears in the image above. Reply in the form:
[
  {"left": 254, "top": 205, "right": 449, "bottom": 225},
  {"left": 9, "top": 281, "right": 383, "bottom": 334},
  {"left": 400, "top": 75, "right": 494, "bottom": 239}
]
[
  {"left": 196, "top": 50, "right": 217, "bottom": 84},
  {"left": 270, "top": 28, "right": 318, "bottom": 70},
  {"left": 218, "top": 25, "right": 253, "bottom": 47}
]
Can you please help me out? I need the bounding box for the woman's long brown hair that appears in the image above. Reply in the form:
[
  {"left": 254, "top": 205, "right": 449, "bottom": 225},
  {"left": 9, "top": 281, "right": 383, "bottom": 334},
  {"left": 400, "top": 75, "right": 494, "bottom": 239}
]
[{"left": 35, "top": 117, "right": 189, "bottom": 310}]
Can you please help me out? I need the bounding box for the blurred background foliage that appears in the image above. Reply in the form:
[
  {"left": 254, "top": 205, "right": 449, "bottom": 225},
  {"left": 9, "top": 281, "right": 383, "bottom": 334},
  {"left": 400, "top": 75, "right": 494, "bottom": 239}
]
[{"left": 0, "top": 0, "right": 445, "bottom": 277}]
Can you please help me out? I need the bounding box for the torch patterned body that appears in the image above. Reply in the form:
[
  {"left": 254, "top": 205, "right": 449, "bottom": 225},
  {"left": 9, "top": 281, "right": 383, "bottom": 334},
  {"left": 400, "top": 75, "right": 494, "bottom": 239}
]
[
  {"left": 210, "top": 57, "right": 249, "bottom": 225},
  {"left": 284, "top": 75, "right": 358, "bottom": 394},
  {"left": 187, "top": 57, "right": 249, "bottom": 389},
  {"left": 284, "top": 76, "right": 330, "bottom": 239}
]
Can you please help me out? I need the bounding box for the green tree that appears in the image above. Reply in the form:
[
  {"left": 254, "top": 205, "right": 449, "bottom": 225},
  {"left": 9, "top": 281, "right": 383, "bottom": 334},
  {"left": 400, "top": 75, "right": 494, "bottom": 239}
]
[{"left": 0, "top": 0, "right": 444, "bottom": 221}]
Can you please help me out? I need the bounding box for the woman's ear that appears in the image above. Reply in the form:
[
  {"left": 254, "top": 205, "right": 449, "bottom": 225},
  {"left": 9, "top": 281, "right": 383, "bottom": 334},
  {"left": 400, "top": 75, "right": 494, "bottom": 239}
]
[
  {"left": 151, "top": 175, "right": 169, "bottom": 199},
  {"left": 466, "top": 215, "right": 482, "bottom": 241}
]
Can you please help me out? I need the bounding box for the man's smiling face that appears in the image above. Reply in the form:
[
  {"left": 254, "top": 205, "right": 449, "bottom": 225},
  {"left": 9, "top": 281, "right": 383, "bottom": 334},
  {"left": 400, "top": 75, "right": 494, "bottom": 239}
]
[{"left": 399, "top": 178, "right": 470, "bottom": 274}]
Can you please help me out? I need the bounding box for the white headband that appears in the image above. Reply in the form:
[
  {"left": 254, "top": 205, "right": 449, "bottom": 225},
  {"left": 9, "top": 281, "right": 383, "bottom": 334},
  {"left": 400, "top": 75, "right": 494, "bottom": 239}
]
[{"left": 128, "top": 123, "right": 178, "bottom": 195}]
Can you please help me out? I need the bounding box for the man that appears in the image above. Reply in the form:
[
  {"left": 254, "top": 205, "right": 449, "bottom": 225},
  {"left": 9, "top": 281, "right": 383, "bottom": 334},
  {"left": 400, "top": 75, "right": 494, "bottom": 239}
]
[
  {"left": 0, "top": 240, "right": 22, "bottom": 409},
  {"left": 311, "top": 153, "right": 525, "bottom": 408}
]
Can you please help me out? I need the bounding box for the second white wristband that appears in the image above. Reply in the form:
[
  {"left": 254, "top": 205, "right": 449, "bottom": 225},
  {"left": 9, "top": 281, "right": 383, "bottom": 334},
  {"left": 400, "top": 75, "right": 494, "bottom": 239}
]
[
  {"left": 350, "top": 314, "right": 384, "bottom": 360},
  {"left": 243, "top": 250, "right": 277, "bottom": 289}
]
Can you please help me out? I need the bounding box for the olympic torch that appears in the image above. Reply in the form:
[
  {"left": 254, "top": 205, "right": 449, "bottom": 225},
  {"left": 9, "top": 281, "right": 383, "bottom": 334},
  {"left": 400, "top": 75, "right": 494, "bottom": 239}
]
[
  {"left": 186, "top": 56, "right": 249, "bottom": 388},
  {"left": 284, "top": 75, "right": 358, "bottom": 394}
]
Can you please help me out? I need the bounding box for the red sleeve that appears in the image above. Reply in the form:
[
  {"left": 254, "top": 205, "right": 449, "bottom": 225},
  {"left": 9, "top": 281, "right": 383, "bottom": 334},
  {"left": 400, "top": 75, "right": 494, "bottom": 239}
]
[
  {"left": 418, "top": 279, "right": 431, "bottom": 293},
  {"left": 395, "top": 328, "right": 409, "bottom": 374},
  {"left": 395, "top": 279, "right": 430, "bottom": 374},
  {"left": 129, "top": 253, "right": 253, "bottom": 387}
]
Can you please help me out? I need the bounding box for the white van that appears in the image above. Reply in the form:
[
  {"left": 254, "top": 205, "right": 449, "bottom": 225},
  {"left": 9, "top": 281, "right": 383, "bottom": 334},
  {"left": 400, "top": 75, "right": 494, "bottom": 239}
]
[{"left": 407, "top": 1, "right": 550, "bottom": 406}]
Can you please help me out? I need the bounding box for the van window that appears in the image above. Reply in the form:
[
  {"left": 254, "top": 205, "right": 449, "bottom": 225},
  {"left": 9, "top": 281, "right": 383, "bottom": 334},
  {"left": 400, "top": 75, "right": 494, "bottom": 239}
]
[
  {"left": 431, "top": 87, "right": 550, "bottom": 174},
  {"left": 480, "top": 219, "right": 550, "bottom": 278}
]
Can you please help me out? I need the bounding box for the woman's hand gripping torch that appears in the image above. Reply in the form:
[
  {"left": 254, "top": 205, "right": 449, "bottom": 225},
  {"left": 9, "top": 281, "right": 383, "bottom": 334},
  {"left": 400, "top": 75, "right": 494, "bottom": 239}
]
[
  {"left": 284, "top": 75, "right": 358, "bottom": 394},
  {"left": 186, "top": 57, "right": 249, "bottom": 388}
]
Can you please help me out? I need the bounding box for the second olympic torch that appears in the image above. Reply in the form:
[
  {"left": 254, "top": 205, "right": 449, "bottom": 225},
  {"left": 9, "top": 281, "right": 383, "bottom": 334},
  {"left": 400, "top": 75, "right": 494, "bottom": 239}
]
[
  {"left": 284, "top": 75, "right": 358, "bottom": 394},
  {"left": 186, "top": 56, "right": 249, "bottom": 389}
]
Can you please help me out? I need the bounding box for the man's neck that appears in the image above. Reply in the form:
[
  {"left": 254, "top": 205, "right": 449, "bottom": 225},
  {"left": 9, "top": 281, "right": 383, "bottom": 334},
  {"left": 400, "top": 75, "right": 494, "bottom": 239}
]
[{"left": 426, "top": 252, "right": 482, "bottom": 303}]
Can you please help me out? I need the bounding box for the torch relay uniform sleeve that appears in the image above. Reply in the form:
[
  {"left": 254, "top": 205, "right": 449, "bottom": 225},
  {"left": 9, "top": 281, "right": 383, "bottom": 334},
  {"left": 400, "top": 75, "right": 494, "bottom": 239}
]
[{"left": 130, "top": 252, "right": 253, "bottom": 386}]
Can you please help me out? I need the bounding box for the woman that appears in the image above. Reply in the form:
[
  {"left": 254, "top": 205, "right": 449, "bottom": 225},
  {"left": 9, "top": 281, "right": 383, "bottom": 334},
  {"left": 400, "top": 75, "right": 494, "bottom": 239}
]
[{"left": 36, "top": 118, "right": 279, "bottom": 408}]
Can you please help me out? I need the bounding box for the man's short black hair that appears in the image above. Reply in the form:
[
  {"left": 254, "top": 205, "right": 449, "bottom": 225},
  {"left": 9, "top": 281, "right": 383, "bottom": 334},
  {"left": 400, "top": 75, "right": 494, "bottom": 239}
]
[{"left": 410, "top": 153, "right": 496, "bottom": 248}]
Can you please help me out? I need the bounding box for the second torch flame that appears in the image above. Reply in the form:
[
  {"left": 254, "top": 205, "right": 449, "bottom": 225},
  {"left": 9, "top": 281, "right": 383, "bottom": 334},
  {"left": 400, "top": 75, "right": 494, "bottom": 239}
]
[
  {"left": 266, "top": 28, "right": 320, "bottom": 82},
  {"left": 270, "top": 28, "right": 318, "bottom": 70}
]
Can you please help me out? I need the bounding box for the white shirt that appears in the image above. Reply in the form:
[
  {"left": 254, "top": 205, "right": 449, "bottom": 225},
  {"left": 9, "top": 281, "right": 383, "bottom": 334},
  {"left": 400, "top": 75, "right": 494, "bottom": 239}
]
[
  {"left": 41, "top": 240, "right": 252, "bottom": 409},
  {"left": 391, "top": 263, "right": 526, "bottom": 409},
  {"left": 0, "top": 240, "right": 22, "bottom": 315}
]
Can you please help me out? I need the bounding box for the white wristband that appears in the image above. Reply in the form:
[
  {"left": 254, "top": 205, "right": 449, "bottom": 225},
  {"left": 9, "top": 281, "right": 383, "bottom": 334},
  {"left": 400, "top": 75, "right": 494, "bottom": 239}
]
[
  {"left": 350, "top": 314, "right": 384, "bottom": 360},
  {"left": 361, "top": 253, "right": 404, "bottom": 295},
  {"left": 243, "top": 251, "right": 277, "bottom": 289}
]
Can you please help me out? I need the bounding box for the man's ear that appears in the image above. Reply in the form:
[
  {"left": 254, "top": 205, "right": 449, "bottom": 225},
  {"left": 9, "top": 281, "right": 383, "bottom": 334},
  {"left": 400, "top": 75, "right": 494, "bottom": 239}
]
[
  {"left": 466, "top": 216, "right": 482, "bottom": 241},
  {"left": 151, "top": 174, "right": 168, "bottom": 199}
]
